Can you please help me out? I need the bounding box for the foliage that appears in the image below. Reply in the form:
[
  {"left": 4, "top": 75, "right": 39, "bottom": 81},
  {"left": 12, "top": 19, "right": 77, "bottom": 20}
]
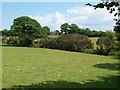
[
  {"left": 114, "top": 22, "right": 120, "bottom": 40},
  {"left": 86, "top": 0, "right": 120, "bottom": 57},
  {"left": 10, "top": 16, "right": 49, "bottom": 38},
  {"left": 78, "top": 29, "right": 106, "bottom": 37},
  {"left": 60, "top": 23, "right": 106, "bottom": 37},
  {"left": 56, "top": 34, "right": 93, "bottom": 52},
  {"left": 11, "top": 16, "right": 41, "bottom": 31},
  {"left": 86, "top": 1, "right": 119, "bottom": 14},
  {"left": 42, "top": 26, "right": 51, "bottom": 35},
  {"left": 109, "top": 41, "right": 120, "bottom": 59},
  {"left": 32, "top": 34, "right": 93, "bottom": 52},
  {"left": 32, "top": 38, "right": 57, "bottom": 49},
  {"left": 60, "top": 23, "right": 70, "bottom": 34},
  {"left": 3, "top": 36, "right": 32, "bottom": 46},
  {"left": 69, "top": 24, "right": 80, "bottom": 34},
  {"left": 2, "top": 16, "right": 51, "bottom": 46},
  {"left": 96, "top": 34, "right": 116, "bottom": 55}
]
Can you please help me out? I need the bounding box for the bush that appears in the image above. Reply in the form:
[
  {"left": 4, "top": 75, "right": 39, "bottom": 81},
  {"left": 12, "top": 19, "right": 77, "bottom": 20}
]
[
  {"left": 109, "top": 41, "right": 120, "bottom": 59},
  {"left": 32, "top": 39, "right": 44, "bottom": 48},
  {"left": 4, "top": 36, "right": 32, "bottom": 46},
  {"left": 18, "top": 37, "right": 32, "bottom": 46},
  {"left": 32, "top": 38, "right": 57, "bottom": 49},
  {"left": 94, "top": 47, "right": 109, "bottom": 55},
  {"left": 116, "top": 51, "right": 120, "bottom": 59},
  {"left": 83, "top": 49, "right": 94, "bottom": 54},
  {"left": 32, "top": 34, "right": 93, "bottom": 52},
  {"left": 96, "top": 36, "right": 114, "bottom": 55},
  {"left": 44, "top": 38, "right": 57, "bottom": 49},
  {"left": 6, "top": 36, "right": 18, "bottom": 46},
  {"left": 56, "top": 34, "right": 93, "bottom": 52}
]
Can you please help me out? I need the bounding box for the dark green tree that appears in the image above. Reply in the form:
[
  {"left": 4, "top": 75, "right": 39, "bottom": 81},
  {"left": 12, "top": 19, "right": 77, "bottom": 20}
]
[
  {"left": 69, "top": 24, "right": 80, "bottom": 34},
  {"left": 60, "top": 23, "right": 70, "bottom": 34},
  {"left": 11, "top": 16, "right": 42, "bottom": 38},
  {"left": 8, "top": 16, "right": 50, "bottom": 46},
  {"left": 43, "top": 26, "right": 51, "bottom": 35}
]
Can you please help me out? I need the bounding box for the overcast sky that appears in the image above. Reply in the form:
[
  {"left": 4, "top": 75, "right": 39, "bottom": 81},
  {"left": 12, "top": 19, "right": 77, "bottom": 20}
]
[{"left": 2, "top": 1, "right": 116, "bottom": 31}]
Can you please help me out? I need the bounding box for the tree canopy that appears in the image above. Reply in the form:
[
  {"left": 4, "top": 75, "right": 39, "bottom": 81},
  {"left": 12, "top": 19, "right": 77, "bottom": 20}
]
[
  {"left": 60, "top": 23, "right": 106, "bottom": 37},
  {"left": 1, "top": 16, "right": 51, "bottom": 46},
  {"left": 10, "top": 16, "right": 50, "bottom": 38}
]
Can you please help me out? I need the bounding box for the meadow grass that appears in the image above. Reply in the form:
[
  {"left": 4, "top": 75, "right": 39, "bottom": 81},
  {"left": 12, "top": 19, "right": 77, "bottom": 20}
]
[
  {"left": 89, "top": 37, "right": 99, "bottom": 49},
  {"left": 48, "top": 35, "right": 59, "bottom": 38},
  {"left": 2, "top": 46, "right": 119, "bottom": 88}
]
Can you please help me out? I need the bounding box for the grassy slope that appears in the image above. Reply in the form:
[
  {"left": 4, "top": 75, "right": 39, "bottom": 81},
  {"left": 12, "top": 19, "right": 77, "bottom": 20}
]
[{"left": 2, "top": 46, "right": 119, "bottom": 88}]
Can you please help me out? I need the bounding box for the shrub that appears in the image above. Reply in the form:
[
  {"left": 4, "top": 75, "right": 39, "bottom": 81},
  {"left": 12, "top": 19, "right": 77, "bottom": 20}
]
[
  {"left": 32, "top": 38, "right": 57, "bottom": 49},
  {"left": 2, "top": 36, "right": 8, "bottom": 43},
  {"left": 109, "top": 41, "right": 120, "bottom": 59},
  {"left": 56, "top": 35, "right": 93, "bottom": 52},
  {"left": 32, "top": 34, "right": 93, "bottom": 52},
  {"left": 6, "top": 36, "right": 18, "bottom": 46},
  {"left": 4, "top": 36, "right": 32, "bottom": 46},
  {"left": 56, "top": 34, "right": 93, "bottom": 52},
  {"left": 44, "top": 38, "right": 57, "bottom": 49},
  {"left": 18, "top": 37, "right": 32, "bottom": 46},
  {"left": 96, "top": 36, "right": 114, "bottom": 55},
  {"left": 116, "top": 51, "right": 120, "bottom": 59},
  {"left": 83, "top": 49, "right": 94, "bottom": 54},
  {"left": 32, "top": 39, "right": 43, "bottom": 48}
]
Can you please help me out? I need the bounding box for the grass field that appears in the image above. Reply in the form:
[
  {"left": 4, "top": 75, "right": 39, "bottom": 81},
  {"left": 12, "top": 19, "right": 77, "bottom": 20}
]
[
  {"left": 89, "top": 37, "right": 98, "bottom": 49},
  {"left": 2, "top": 46, "right": 119, "bottom": 89},
  {"left": 48, "top": 35, "right": 59, "bottom": 38}
]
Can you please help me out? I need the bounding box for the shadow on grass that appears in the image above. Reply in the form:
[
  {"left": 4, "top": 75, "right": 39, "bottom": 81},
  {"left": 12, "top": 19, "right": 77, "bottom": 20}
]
[
  {"left": 0, "top": 44, "right": 11, "bottom": 47},
  {"left": 93, "top": 63, "right": 120, "bottom": 71},
  {"left": 1, "top": 44, "right": 30, "bottom": 48},
  {"left": 2, "top": 75, "right": 119, "bottom": 90}
]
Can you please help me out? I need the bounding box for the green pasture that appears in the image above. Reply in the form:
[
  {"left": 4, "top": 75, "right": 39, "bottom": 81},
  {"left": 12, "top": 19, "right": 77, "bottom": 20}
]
[{"left": 2, "top": 46, "right": 119, "bottom": 88}]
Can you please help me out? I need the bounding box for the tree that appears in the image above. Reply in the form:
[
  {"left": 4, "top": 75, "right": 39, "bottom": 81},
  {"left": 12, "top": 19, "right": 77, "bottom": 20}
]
[
  {"left": 86, "top": 0, "right": 120, "bottom": 40},
  {"left": 96, "top": 36, "right": 113, "bottom": 55},
  {"left": 7, "top": 16, "right": 50, "bottom": 46},
  {"left": 114, "top": 21, "right": 120, "bottom": 40},
  {"left": 11, "top": 16, "right": 43, "bottom": 38},
  {"left": 60, "top": 23, "right": 70, "bottom": 34},
  {"left": 43, "top": 26, "right": 51, "bottom": 35},
  {"left": 69, "top": 24, "right": 80, "bottom": 34}
]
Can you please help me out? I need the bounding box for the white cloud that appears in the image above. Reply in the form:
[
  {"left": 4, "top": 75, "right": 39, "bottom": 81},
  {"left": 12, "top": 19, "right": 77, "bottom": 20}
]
[
  {"left": 29, "top": 6, "right": 115, "bottom": 31},
  {"left": 67, "top": 6, "right": 115, "bottom": 31},
  {"left": 67, "top": 6, "right": 95, "bottom": 15},
  {"left": 52, "top": 12, "right": 65, "bottom": 30},
  {"left": 29, "top": 11, "right": 65, "bottom": 31}
]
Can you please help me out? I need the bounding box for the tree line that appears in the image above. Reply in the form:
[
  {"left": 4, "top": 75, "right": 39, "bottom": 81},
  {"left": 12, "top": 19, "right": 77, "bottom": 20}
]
[
  {"left": 60, "top": 23, "right": 106, "bottom": 37},
  {"left": 1, "top": 17, "right": 107, "bottom": 38}
]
